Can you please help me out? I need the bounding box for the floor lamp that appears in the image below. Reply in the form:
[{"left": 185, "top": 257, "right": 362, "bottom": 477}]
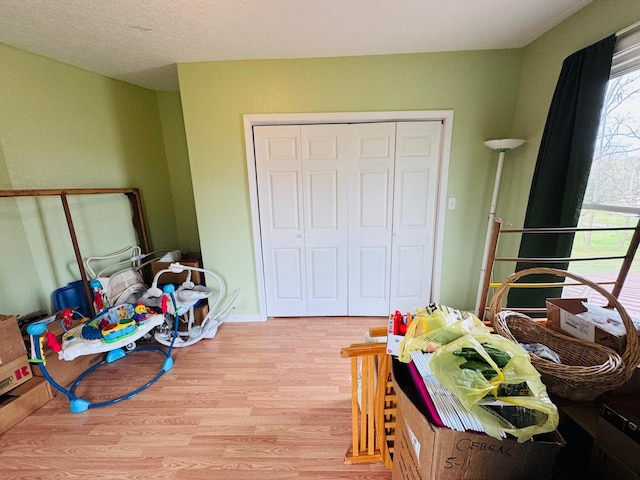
[{"left": 475, "top": 138, "right": 526, "bottom": 317}]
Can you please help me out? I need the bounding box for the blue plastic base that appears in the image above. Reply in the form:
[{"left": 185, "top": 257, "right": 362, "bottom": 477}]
[
  {"left": 34, "top": 343, "right": 175, "bottom": 413},
  {"left": 163, "top": 357, "right": 174, "bottom": 371},
  {"left": 106, "top": 348, "right": 126, "bottom": 363},
  {"left": 70, "top": 398, "right": 91, "bottom": 413}
]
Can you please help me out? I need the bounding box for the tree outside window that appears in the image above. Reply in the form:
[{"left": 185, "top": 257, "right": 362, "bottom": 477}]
[{"left": 569, "top": 70, "right": 640, "bottom": 317}]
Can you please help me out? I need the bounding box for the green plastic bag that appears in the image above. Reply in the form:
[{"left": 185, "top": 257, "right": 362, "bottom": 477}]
[{"left": 429, "top": 331, "right": 559, "bottom": 442}]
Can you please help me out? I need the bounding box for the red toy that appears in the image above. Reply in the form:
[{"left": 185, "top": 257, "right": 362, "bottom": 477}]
[
  {"left": 393, "top": 310, "right": 412, "bottom": 335},
  {"left": 45, "top": 331, "right": 62, "bottom": 353},
  {"left": 162, "top": 294, "right": 169, "bottom": 314},
  {"left": 61, "top": 308, "right": 74, "bottom": 332}
]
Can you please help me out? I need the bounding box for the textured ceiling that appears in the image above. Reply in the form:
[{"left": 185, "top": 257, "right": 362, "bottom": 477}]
[{"left": 0, "top": 0, "right": 593, "bottom": 91}]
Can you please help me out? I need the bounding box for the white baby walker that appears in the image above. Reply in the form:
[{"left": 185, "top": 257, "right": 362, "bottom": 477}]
[{"left": 144, "top": 263, "right": 239, "bottom": 347}]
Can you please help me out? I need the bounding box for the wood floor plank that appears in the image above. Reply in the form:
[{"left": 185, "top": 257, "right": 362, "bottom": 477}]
[{"left": 0, "top": 317, "right": 392, "bottom": 479}]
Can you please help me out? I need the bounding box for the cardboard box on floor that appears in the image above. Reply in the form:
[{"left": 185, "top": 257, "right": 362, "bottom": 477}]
[
  {"left": 150, "top": 252, "right": 203, "bottom": 285},
  {"left": 178, "top": 302, "right": 209, "bottom": 332},
  {"left": 0, "top": 376, "right": 53, "bottom": 435},
  {"left": 32, "top": 348, "right": 104, "bottom": 390},
  {"left": 588, "top": 439, "right": 639, "bottom": 480},
  {"left": 391, "top": 360, "right": 565, "bottom": 480},
  {"left": 546, "top": 298, "right": 640, "bottom": 354},
  {"left": 596, "top": 401, "right": 640, "bottom": 474},
  {"left": 27, "top": 316, "right": 104, "bottom": 389},
  {"left": 0, "top": 315, "right": 33, "bottom": 396}
]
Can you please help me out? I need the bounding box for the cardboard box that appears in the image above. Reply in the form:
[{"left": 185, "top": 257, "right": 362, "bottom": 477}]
[
  {"left": 391, "top": 360, "right": 564, "bottom": 480},
  {"left": 0, "top": 314, "right": 29, "bottom": 366},
  {"left": 32, "top": 350, "right": 104, "bottom": 390},
  {"left": 177, "top": 302, "right": 209, "bottom": 332},
  {"left": 193, "top": 301, "right": 209, "bottom": 326},
  {"left": 588, "top": 439, "right": 639, "bottom": 480},
  {"left": 150, "top": 252, "right": 203, "bottom": 285},
  {"left": 0, "top": 315, "right": 33, "bottom": 395},
  {"left": 546, "top": 298, "right": 640, "bottom": 354},
  {"left": 0, "top": 376, "right": 53, "bottom": 435},
  {"left": 596, "top": 404, "right": 640, "bottom": 473},
  {"left": 0, "top": 356, "right": 33, "bottom": 396}
]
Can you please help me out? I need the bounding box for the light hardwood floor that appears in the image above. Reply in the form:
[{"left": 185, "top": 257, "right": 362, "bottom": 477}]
[{"left": 1, "top": 317, "right": 393, "bottom": 480}]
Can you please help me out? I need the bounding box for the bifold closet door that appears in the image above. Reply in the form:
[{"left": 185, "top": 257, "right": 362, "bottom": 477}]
[
  {"left": 347, "top": 122, "right": 397, "bottom": 316},
  {"left": 301, "top": 124, "right": 348, "bottom": 316},
  {"left": 255, "top": 120, "right": 442, "bottom": 317},
  {"left": 254, "top": 124, "right": 348, "bottom": 317},
  {"left": 389, "top": 121, "right": 442, "bottom": 313}
]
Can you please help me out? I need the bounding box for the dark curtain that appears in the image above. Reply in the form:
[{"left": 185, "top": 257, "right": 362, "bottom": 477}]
[{"left": 507, "top": 35, "right": 616, "bottom": 310}]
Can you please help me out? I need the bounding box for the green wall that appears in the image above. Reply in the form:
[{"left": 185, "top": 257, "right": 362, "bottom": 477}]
[
  {"left": 177, "top": 51, "right": 524, "bottom": 314},
  {"left": 0, "top": 43, "right": 179, "bottom": 315},
  {"left": 157, "top": 92, "right": 200, "bottom": 253}
]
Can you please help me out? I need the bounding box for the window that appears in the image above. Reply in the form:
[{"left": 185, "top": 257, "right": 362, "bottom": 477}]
[{"left": 568, "top": 25, "right": 640, "bottom": 318}]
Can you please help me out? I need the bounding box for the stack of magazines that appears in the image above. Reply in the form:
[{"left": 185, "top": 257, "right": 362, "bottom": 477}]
[{"left": 409, "top": 350, "right": 507, "bottom": 438}]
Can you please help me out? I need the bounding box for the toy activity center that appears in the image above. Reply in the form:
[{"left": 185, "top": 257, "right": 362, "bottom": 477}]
[{"left": 1, "top": 188, "right": 238, "bottom": 414}]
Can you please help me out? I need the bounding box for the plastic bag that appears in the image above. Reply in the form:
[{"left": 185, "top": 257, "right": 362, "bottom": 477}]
[
  {"left": 521, "top": 342, "right": 562, "bottom": 363},
  {"left": 429, "top": 331, "right": 559, "bottom": 442},
  {"left": 397, "top": 304, "right": 487, "bottom": 363}
]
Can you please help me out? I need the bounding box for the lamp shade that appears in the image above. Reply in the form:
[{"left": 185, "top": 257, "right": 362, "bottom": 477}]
[{"left": 484, "top": 139, "right": 526, "bottom": 151}]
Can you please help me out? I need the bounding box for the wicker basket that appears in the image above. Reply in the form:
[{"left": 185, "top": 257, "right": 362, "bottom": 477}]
[{"left": 488, "top": 267, "right": 640, "bottom": 401}]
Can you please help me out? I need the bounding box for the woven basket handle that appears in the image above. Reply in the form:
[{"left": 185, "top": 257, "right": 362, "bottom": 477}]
[{"left": 488, "top": 267, "right": 640, "bottom": 371}]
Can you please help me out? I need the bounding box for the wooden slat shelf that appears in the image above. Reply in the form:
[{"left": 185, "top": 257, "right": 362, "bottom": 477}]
[{"left": 477, "top": 217, "right": 640, "bottom": 319}]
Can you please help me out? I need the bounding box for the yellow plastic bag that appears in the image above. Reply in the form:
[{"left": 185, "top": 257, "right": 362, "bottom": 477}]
[
  {"left": 397, "top": 304, "right": 487, "bottom": 363},
  {"left": 429, "top": 331, "right": 559, "bottom": 442}
]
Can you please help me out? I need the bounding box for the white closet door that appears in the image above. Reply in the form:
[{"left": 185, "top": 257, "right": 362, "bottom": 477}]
[
  {"left": 254, "top": 125, "right": 306, "bottom": 316},
  {"left": 347, "top": 123, "right": 397, "bottom": 316},
  {"left": 301, "top": 124, "right": 349, "bottom": 315},
  {"left": 390, "top": 121, "right": 442, "bottom": 313},
  {"left": 255, "top": 120, "right": 443, "bottom": 318}
]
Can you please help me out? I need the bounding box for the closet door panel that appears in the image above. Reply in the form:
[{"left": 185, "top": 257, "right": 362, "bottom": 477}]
[
  {"left": 358, "top": 246, "right": 388, "bottom": 298},
  {"left": 255, "top": 125, "right": 307, "bottom": 316},
  {"left": 308, "top": 247, "right": 339, "bottom": 298},
  {"left": 348, "top": 122, "right": 396, "bottom": 316},
  {"left": 390, "top": 121, "right": 442, "bottom": 312},
  {"left": 269, "top": 172, "right": 301, "bottom": 229},
  {"left": 394, "top": 246, "right": 426, "bottom": 297},
  {"left": 308, "top": 172, "right": 337, "bottom": 228},
  {"left": 360, "top": 170, "right": 391, "bottom": 226},
  {"left": 302, "top": 124, "right": 348, "bottom": 315},
  {"left": 272, "top": 248, "right": 304, "bottom": 299}
]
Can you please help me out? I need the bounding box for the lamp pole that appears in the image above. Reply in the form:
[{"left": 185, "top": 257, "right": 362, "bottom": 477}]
[{"left": 475, "top": 139, "right": 525, "bottom": 318}]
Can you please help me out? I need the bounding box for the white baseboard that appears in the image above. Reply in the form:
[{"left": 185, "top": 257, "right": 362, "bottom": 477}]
[{"left": 224, "top": 313, "right": 266, "bottom": 323}]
